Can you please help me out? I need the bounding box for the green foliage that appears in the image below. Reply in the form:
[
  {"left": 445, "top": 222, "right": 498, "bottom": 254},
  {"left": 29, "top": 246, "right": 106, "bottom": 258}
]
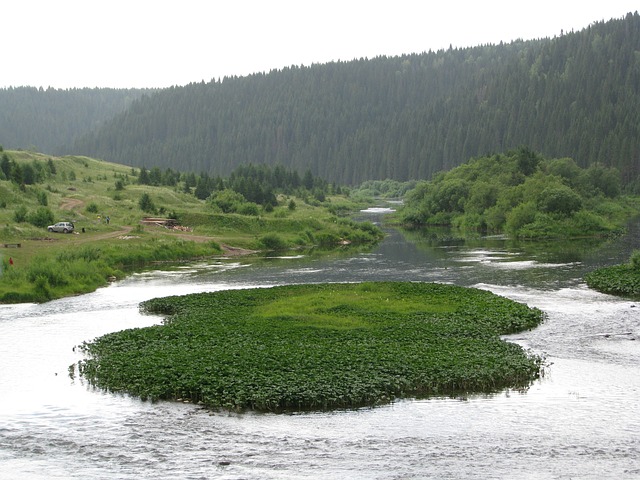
[
  {"left": 401, "top": 149, "right": 624, "bottom": 239},
  {"left": 259, "top": 233, "right": 288, "bottom": 250},
  {"left": 586, "top": 250, "right": 640, "bottom": 298},
  {"left": 0, "top": 151, "right": 383, "bottom": 303},
  {"left": 515, "top": 146, "right": 541, "bottom": 176},
  {"left": 504, "top": 202, "right": 537, "bottom": 234},
  {"left": 0, "top": 88, "right": 152, "bottom": 155},
  {"left": 207, "top": 189, "right": 246, "bottom": 213},
  {"left": 77, "top": 282, "right": 545, "bottom": 412},
  {"left": 36, "top": 189, "right": 48, "bottom": 206},
  {"left": 0, "top": 238, "right": 224, "bottom": 303},
  {"left": 586, "top": 265, "right": 640, "bottom": 298},
  {"left": 13, "top": 204, "right": 27, "bottom": 223},
  {"left": 236, "top": 202, "right": 260, "bottom": 216},
  {"left": 85, "top": 202, "right": 99, "bottom": 213},
  {"left": 138, "top": 192, "right": 156, "bottom": 213},
  {"left": 27, "top": 207, "right": 54, "bottom": 228},
  {"left": 351, "top": 179, "right": 417, "bottom": 199},
  {"left": 538, "top": 185, "right": 582, "bottom": 215}
]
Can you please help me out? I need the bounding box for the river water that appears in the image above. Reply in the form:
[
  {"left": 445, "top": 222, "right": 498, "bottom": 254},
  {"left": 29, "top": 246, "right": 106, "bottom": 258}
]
[{"left": 1, "top": 209, "right": 639, "bottom": 479}]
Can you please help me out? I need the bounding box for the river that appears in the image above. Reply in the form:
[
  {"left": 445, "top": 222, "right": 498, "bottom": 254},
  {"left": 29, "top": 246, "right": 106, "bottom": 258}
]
[{"left": 1, "top": 209, "right": 639, "bottom": 479}]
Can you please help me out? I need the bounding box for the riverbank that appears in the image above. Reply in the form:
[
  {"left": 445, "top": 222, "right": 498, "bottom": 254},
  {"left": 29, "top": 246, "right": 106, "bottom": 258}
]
[
  {"left": 0, "top": 152, "right": 383, "bottom": 303},
  {"left": 0, "top": 211, "right": 382, "bottom": 303}
]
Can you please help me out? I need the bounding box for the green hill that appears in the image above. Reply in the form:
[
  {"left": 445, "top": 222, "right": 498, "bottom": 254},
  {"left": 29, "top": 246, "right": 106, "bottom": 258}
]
[
  {"left": 0, "top": 150, "right": 382, "bottom": 303},
  {"left": 1, "top": 13, "right": 638, "bottom": 186}
]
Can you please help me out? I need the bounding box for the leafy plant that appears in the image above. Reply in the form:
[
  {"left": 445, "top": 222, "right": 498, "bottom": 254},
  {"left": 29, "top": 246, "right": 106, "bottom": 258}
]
[
  {"left": 259, "top": 233, "right": 288, "bottom": 250},
  {"left": 13, "top": 205, "right": 27, "bottom": 223},
  {"left": 76, "top": 282, "right": 545, "bottom": 412},
  {"left": 27, "top": 207, "right": 54, "bottom": 228},
  {"left": 139, "top": 192, "right": 156, "bottom": 213}
]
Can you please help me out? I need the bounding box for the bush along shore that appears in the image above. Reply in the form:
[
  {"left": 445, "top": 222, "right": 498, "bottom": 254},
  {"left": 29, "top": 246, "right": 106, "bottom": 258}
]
[
  {"left": 74, "top": 282, "right": 546, "bottom": 413},
  {"left": 585, "top": 250, "right": 640, "bottom": 298}
]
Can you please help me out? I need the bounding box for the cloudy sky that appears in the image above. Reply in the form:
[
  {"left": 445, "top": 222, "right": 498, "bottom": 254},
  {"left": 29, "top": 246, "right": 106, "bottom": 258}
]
[{"left": 3, "top": 1, "right": 638, "bottom": 89}]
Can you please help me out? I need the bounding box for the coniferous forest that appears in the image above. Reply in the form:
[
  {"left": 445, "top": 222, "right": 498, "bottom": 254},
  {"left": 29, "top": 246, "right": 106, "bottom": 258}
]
[
  {"left": 0, "top": 88, "right": 153, "bottom": 153},
  {"left": 0, "top": 12, "right": 638, "bottom": 186}
]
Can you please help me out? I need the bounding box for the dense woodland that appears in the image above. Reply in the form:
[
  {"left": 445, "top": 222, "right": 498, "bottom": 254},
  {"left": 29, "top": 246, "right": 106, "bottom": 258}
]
[
  {"left": 0, "top": 87, "right": 152, "bottom": 152},
  {"left": 1, "top": 13, "right": 639, "bottom": 186}
]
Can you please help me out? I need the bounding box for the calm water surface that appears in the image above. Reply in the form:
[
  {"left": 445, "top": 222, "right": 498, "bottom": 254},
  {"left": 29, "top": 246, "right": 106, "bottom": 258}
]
[{"left": 1, "top": 210, "right": 639, "bottom": 479}]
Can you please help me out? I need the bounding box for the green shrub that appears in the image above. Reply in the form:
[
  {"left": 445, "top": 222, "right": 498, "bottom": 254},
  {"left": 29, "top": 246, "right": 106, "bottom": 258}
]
[
  {"left": 207, "top": 189, "right": 246, "bottom": 213},
  {"left": 27, "top": 207, "right": 54, "bottom": 228},
  {"left": 316, "top": 231, "right": 341, "bottom": 246},
  {"left": 139, "top": 193, "right": 156, "bottom": 213},
  {"left": 237, "top": 202, "right": 260, "bottom": 216},
  {"left": 36, "top": 190, "right": 48, "bottom": 206},
  {"left": 86, "top": 202, "right": 99, "bottom": 213},
  {"left": 13, "top": 205, "right": 27, "bottom": 223},
  {"left": 505, "top": 201, "right": 537, "bottom": 234},
  {"left": 259, "top": 233, "right": 288, "bottom": 250},
  {"left": 538, "top": 185, "right": 582, "bottom": 215}
]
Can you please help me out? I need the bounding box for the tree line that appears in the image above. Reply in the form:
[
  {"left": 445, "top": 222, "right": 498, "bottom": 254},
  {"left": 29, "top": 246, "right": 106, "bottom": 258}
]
[{"left": 132, "top": 161, "right": 333, "bottom": 209}]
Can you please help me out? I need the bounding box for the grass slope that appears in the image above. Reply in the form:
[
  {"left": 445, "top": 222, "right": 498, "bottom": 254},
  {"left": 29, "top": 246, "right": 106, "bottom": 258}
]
[{"left": 0, "top": 151, "right": 381, "bottom": 302}]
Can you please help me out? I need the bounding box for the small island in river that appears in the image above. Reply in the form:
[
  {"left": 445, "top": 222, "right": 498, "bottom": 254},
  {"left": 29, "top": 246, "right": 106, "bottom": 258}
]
[
  {"left": 75, "top": 281, "right": 545, "bottom": 412},
  {"left": 585, "top": 250, "right": 640, "bottom": 299}
]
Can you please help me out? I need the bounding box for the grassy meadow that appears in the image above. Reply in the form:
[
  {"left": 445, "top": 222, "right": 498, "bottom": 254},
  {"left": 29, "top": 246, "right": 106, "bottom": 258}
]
[{"left": 0, "top": 151, "right": 382, "bottom": 302}]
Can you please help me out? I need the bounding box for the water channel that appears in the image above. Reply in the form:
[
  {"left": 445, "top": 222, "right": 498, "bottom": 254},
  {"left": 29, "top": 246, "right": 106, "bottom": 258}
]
[{"left": 1, "top": 209, "right": 639, "bottom": 479}]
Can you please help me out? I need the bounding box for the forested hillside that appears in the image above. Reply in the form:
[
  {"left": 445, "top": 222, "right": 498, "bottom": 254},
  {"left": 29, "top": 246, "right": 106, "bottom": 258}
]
[
  {"left": 66, "top": 12, "right": 639, "bottom": 185},
  {"left": 3, "top": 13, "right": 639, "bottom": 186},
  {"left": 0, "top": 87, "right": 153, "bottom": 153}
]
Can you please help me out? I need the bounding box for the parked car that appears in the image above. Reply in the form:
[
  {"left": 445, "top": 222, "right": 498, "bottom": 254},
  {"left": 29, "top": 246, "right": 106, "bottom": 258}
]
[{"left": 47, "top": 222, "right": 75, "bottom": 233}]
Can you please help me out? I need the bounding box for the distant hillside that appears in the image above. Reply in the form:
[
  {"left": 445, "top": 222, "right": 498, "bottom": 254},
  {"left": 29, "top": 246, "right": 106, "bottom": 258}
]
[
  {"left": 3, "top": 13, "right": 640, "bottom": 186},
  {"left": 0, "top": 87, "right": 154, "bottom": 153}
]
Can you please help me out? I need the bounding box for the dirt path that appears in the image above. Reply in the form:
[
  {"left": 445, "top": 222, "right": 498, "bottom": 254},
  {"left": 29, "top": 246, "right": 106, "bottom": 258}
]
[{"left": 59, "top": 198, "right": 84, "bottom": 211}]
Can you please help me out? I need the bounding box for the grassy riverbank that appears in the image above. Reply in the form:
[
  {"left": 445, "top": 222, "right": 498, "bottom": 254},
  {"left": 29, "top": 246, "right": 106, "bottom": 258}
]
[
  {"left": 0, "top": 151, "right": 382, "bottom": 303},
  {"left": 75, "top": 282, "right": 545, "bottom": 412}
]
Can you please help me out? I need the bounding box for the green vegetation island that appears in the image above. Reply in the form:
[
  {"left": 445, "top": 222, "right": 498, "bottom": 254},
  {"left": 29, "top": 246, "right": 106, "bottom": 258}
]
[
  {"left": 0, "top": 149, "right": 383, "bottom": 303},
  {"left": 585, "top": 250, "right": 640, "bottom": 299},
  {"left": 74, "top": 282, "right": 546, "bottom": 412}
]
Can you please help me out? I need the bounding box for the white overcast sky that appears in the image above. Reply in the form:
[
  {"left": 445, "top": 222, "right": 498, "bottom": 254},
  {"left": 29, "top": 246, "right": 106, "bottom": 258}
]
[{"left": 3, "top": 1, "right": 638, "bottom": 89}]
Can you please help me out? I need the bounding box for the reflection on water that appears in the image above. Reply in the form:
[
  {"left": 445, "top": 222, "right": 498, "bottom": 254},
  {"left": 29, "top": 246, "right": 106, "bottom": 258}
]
[{"left": 1, "top": 214, "right": 639, "bottom": 479}]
